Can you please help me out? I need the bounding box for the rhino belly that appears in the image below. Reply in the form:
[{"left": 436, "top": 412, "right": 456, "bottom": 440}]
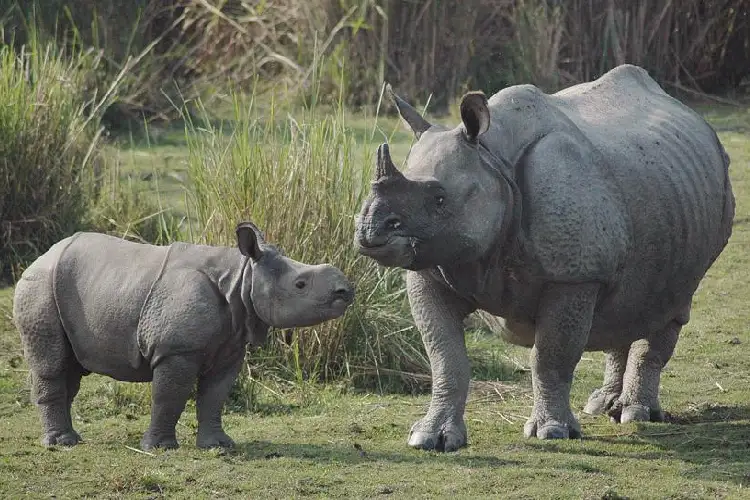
[
  {"left": 586, "top": 108, "right": 728, "bottom": 344},
  {"left": 53, "top": 235, "right": 165, "bottom": 382}
]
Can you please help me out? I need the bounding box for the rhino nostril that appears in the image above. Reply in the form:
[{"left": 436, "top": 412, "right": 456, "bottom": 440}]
[
  {"left": 384, "top": 215, "right": 402, "bottom": 230},
  {"left": 333, "top": 286, "right": 354, "bottom": 301}
]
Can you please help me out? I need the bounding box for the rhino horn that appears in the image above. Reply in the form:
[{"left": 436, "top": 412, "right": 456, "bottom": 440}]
[
  {"left": 375, "top": 143, "right": 403, "bottom": 180},
  {"left": 386, "top": 83, "right": 432, "bottom": 139}
]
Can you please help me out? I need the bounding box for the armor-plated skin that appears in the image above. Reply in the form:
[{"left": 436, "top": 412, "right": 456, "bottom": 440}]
[
  {"left": 355, "top": 65, "right": 735, "bottom": 451},
  {"left": 14, "top": 222, "right": 354, "bottom": 450}
]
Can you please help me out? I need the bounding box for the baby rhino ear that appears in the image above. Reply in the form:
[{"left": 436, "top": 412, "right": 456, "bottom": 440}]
[
  {"left": 460, "top": 91, "right": 490, "bottom": 142},
  {"left": 236, "top": 221, "right": 263, "bottom": 260}
]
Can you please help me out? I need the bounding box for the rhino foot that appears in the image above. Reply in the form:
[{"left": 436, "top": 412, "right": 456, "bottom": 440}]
[
  {"left": 608, "top": 401, "right": 664, "bottom": 424},
  {"left": 408, "top": 417, "right": 467, "bottom": 452},
  {"left": 140, "top": 433, "right": 179, "bottom": 451},
  {"left": 197, "top": 430, "right": 235, "bottom": 449},
  {"left": 583, "top": 387, "right": 621, "bottom": 416},
  {"left": 42, "top": 430, "right": 81, "bottom": 447},
  {"left": 523, "top": 415, "right": 581, "bottom": 440}
]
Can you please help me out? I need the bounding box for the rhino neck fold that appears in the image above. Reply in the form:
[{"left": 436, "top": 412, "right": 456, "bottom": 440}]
[
  {"left": 477, "top": 138, "right": 522, "bottom": 255},
  {"left": 189, "top": 247, "right": 268, "bottom": 348},
  {"left": 435, "top": 141, "right": 522, "bottom": 305},
  {"left": 238, "top": 257, "right": 271, "bottom": 347}
]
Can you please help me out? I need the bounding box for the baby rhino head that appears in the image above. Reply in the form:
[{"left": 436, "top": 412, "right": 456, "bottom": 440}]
[{"left": 236, "top": 222, "right": 355, "bottom": 329}]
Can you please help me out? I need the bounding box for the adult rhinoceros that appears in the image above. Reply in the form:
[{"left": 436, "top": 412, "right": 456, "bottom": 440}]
[{"left": 354, "top": 64, "right": 735, "bottom": 451}]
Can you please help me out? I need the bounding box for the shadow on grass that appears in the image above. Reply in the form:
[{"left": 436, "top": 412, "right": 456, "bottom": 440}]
[
  {"left": 638, "top": 404, "right": 750, "bottom": 486},
  {"left": 231, "top": 439, "right": 521, "bottom": 468},
  {"left": 544, "top": 404, "right": 750, "bottom": 486}
]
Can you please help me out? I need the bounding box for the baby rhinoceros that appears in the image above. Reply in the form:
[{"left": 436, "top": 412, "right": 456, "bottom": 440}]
[{"left": 13, "top": 222, "right": 354, "bottom": 450}]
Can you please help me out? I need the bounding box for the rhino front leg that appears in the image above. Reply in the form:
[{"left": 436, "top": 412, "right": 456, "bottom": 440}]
[
  {"left": 141, "top": 355, "right": 199, "bottom": 451},
  {"left": 524, "top": 282, "right": 600, "bottom": 439},
  {"left": 583, "top": 348, "right": 628, "bottom": 416},
  {"left": 195, "top": 355, "right": 244, "bottom": 449},
  {"left": 610, "top": 319, "right": 681, "bottom": 423},
  {"left": 406, "top": 271, "right": 474, "bottom": 452}
]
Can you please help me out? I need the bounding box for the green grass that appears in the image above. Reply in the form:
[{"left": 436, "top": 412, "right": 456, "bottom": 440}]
[{"left": 1, "top": 107, "right": 749, "bottom": 499}]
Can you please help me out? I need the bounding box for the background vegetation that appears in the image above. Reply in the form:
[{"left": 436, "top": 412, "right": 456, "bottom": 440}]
[{"left": 2, "top": 0, "right": 748, "bottom": 117}]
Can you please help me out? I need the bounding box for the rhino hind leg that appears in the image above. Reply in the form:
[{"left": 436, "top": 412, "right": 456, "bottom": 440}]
[
  {"left": 583, "top": 348, "right": 628, "bottom": 416},
  {"left": 14, "top": 275, "right": 81, "bottom": 447},
  {"left": 140, "top": 355, "right": 199, "bottom": 451},
  {"left": 30, "top": 371, "right": 82, "bottom": 447},
  {"left": 195, "top": 356, "right": 243, "bottom": 449},
  {"left": 608, "top": 320, "right": 681, "bottom": 424},
  {"left": 524, "top": 282, "right": 601, "bottom": 440}
]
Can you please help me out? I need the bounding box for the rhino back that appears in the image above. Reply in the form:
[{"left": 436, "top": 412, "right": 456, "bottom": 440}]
[
  {"left": 552, "top": 65, "right": 730, "bottom": 253},
  {"left": 53, "top": 233, "right": 170, "bottom": 380}
]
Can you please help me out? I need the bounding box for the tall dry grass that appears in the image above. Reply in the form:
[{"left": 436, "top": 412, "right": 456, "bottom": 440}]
[
  {"left": 559, "top": 0, "right": 750, "bottom": 95},
  {"left": 181, "top": 90, "right": 427, "bottom": 391},
  {"left": 5, "top": 0, "right": 747, "bottom": 119}
]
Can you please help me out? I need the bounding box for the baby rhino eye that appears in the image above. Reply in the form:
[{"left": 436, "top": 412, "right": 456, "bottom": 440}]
[
  {"left": 435, "top": 195, "right": 445, "bottom": 206},
  {"left": 295, "top": 280, "right": 306, "bottom": 290}
]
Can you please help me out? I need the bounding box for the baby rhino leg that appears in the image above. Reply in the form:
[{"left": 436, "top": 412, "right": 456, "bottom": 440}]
[
  {"left": 141, "top": 355, "right": 199, "bottom": 451},
  {"left": 196, "top": 356, "right": 244, "bottom": 449},
  {"left": 14, "top": 277, "right": 81, "bottom": 447}
]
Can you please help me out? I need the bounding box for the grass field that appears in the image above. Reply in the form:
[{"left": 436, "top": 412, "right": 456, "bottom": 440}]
[{"left": 1, "top": 105, "right": 750, "bottom": 499}]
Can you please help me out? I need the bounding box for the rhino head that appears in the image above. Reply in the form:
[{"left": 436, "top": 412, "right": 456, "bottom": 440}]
[
  {"left": 355, "top": 86, "right": 511, "bottom": 270},
  {"left": 236, "top": 222, "right": 355, "bottom": 329}
]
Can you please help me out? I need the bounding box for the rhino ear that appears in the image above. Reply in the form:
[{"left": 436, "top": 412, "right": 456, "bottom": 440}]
[
  {"left": 460, "top": 91, "right": 490, "bottom": 142},
  {"left": 387, "top": 83, "right": 432, "bottom": 139},
  {"left": 375, "top": 143, "right": 403, "bottom": 180},
  {"left": 236, "top": 221, "right": 264, "bottom": 260}
]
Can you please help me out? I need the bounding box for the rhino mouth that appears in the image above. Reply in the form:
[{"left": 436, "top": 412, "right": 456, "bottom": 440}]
[{"left": 356, "top": 236, "right": 415, "bottom": 268}]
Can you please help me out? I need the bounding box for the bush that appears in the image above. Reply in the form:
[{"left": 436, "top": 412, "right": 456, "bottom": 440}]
[
  {"left": 182, "top": 91, "right": 428, "bottom": 392},
  {"left": 0, "top": 33, "right": 111, "bottom": 281}
]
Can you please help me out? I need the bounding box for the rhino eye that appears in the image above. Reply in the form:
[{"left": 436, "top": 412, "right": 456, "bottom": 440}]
[
  {"left": 435, "top": 195, "right": 445, "bottom": 207},
  {"left": 295, "top": 280, "right": 307, "bottom": 290}
]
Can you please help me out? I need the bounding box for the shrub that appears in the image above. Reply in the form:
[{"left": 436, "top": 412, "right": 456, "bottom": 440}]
[
  {"left": 0, "top": 32, "right": 112, "bottom": 281},
  {"left": 182, "top": 90, "right": 428, "bottom": 392}
]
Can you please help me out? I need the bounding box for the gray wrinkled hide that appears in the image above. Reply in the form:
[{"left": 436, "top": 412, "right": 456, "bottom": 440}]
[
  {"left": 14, "top": 226, "right": 354, "bottom": 450},
  {"left": 355, "top": 65, "right": 735, "bottom": 451}
]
